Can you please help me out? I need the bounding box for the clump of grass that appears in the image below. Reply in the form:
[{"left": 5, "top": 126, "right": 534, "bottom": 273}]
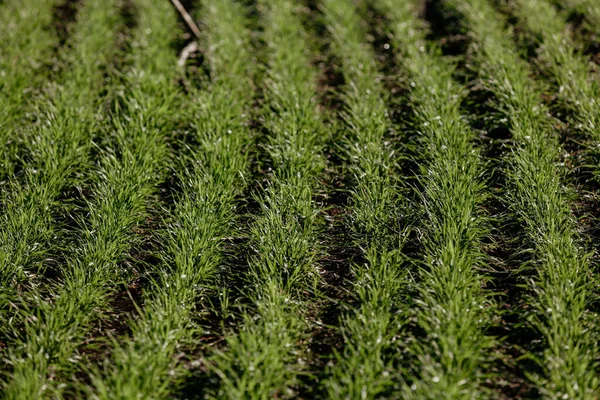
[
  {"left": 0, "top": 0, "right": 121, "bottom": 341},
  {"left": 208, "top": 0, "right": 328, "bottom": 397},
  {"left": 374, "top": 0, "right": 497, "bottom": 397},
  {"left": 513, "top": 0, "right": 600, "bottom": 177},
  {"left": 553, "top": 0, "right": 600, "bottom": 34},
  {"left": 85, "top": 1, "right": 257, "bottom": 398},
  {"left": 447, "top": 0, "right": 600, "bottom": 397},
  {"left": 319, "top": 0, "right": 409, "bottom": 397},
  {"left": 0, "top": 0, "right": 62, "bottom": 179},
  {"left": 2, "top": 0, "right": 184, "bottom": 397}
]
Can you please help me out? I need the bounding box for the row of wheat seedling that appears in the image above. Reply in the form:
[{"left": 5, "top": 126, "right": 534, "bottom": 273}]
[
  {"left": 209, "top": 0, "right": 328, "bottom": 397},
  {"left": 3, "top": 0, "right": 598, "bottom": 397},
  {"left": 446, "top": 0, "right": 599, "bottom": 397},
  {"left": 320, "top": 0, "right": 408, "bottom": 397},
  {"left": 2, "top": 0, "right": 123, "bottom": 394},
  {"left": 513, "top": 0, "right": 600, "bottom": 177},
  {"left": 2, "top": 0, "right": 185, "bottom": 397},
  {"left": 84, "top": 0, "right": 258, "bottom": 398},
  {"left": 0, "top": 0, "right": 102, "bottom": 319},
  {"left": 0, "top": 0, "right": 62, "bottom": 179},
  {"left": 374, "top": 0, "right": 497, "bottom": 397}
]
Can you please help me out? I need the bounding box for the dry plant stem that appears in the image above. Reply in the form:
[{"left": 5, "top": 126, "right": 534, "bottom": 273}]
[
  {"left": 169, "top": 0, "right": 201, "bottom": 38},
  {"left": 178, "top": 40, "right": 198, "bottom": 66}
]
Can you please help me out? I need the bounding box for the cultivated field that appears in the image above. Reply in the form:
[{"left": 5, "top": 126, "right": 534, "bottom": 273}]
[{"left": 1, "top": 0, "right": 599, "bottom": 398}]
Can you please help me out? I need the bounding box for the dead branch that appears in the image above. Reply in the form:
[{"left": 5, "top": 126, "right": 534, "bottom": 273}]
[
  {"left": 178, "top": 40, "right": 198, "bottom": 67},
  {"left": 169, "top": 0, "right": 201, "bottom": 39}
]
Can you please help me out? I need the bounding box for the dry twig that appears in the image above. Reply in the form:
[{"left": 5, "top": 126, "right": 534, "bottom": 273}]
[{"left": 169, "top": 0, "right": 201, "bottom": 38}]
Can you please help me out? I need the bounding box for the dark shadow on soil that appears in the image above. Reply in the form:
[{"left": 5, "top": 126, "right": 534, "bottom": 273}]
[
  {"left": 52, "top": 0, "right": 82, "bottom": 47},
  {"left": 423, "top": 0, "right": 470, "bottom": 57}
]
